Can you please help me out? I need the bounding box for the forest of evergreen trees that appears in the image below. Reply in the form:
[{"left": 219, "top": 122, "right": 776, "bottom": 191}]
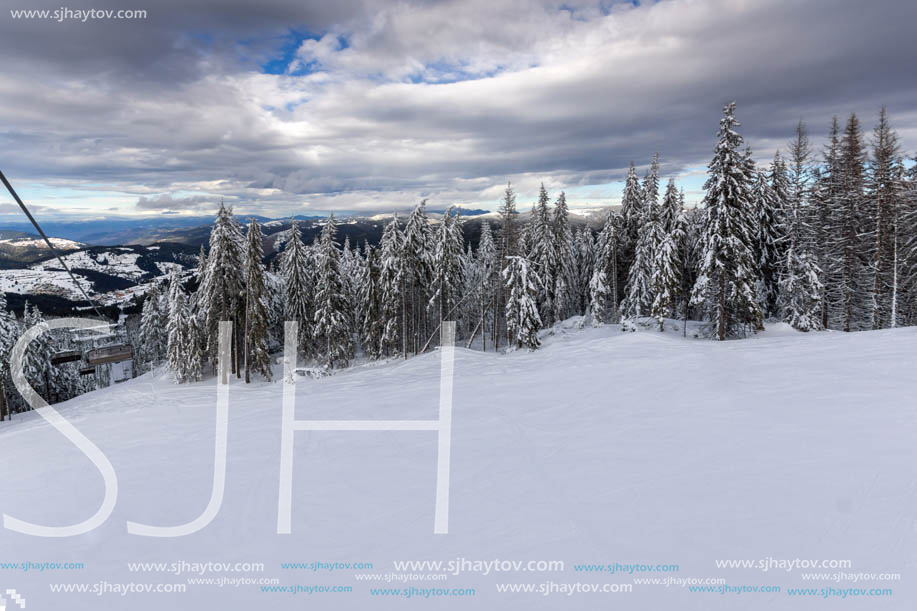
[{"left": 1, "top": 101, "right": 915, "bottom": 408}]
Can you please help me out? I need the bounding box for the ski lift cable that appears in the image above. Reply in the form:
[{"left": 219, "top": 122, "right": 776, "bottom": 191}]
[{"left": 0, "top": 169, "right": 106, "bottom": 319}]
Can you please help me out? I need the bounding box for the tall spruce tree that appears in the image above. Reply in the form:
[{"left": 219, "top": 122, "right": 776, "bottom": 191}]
[
  {"left": 358, "top": 243, "right": 384, "bottom": 359},
  {"left": 574, "top": 227, "right": 595, "bottom": 315},
  {"left": 243, "top": 218, "right": 271, "bottom": 382},
  {"left": 868, "top": 106, "right": 905, "bottom": 329},
  {"left": 691, "top": 102, "right": 762, "bottom": 340},
  {"left": 620, "top": 161, "right": 644, "bottom": 269},
  {"left": 202, "top": 203, "right": 245, "bottom": 374},
  {"left": 752, "top": 169, "right": 782, "bottom": 316},
  {"left": 167, "top": 287, "right": 191, "bottom": 383},
  {"left": 786, "top": 122, "right": 811, "bottom": 253},
  {"left": 659, "top": 178, "right": 681, "bottom": 233},
  {"left": 813, "top": 117, "right": 842, "bottom": 329},
  {"left": 528, "top": 184, "right": 558, "bottom": 326},
  {"left": 779, "top": 122, "right": 823, "bottom": 331},
  {"left": 552, "top": 191, "right": 577, "bottom": 321},
  {"left": 313, "top": 214, "right": 353, "bottom": 368},
  {"left": 139, "top": 282, "right": 167, "bottom": 369},
  {"left": 836, "top": 113, "right": 869, "bottom": 331},
  {"left": 621, "top": 192, "right": 662, "bottom": 320},
  {"left": 20, "top": 302, "right": 53, "bottom": 403},
  {"left": 379, "top": 215, "right": 406, "bottom": 357},
  {"left": 430, "top": 207, "right": 465, "bottom": 330},
  {"left": 0, "top": 294, "right": 19, "bottom": 420},
  {"left": 403, "top": 201, "right": 434, "bottom": 354},
  {"left": 476, "top": 221, "right": 498, "bottom": 349},
  {"left": 651, "top": 210, "right": 687, "bottom": 330},
  {"left": 590, "top": 212, "right": 621, "bottom": 324},
  {"left": 281, "top": 218, "right": 314, "bottom": 357},
  {"left": 494, "top": 183, "right": 518, "bottom": 350}
]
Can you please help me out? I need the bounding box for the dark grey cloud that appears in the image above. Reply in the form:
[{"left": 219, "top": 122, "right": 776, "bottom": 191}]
[{"left": 0, "top": 0, "right": 915, "bottom": 216}]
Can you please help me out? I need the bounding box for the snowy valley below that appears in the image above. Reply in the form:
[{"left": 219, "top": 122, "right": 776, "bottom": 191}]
[{"left": 0, "top": 322, "right": 913, "bottom": 610}]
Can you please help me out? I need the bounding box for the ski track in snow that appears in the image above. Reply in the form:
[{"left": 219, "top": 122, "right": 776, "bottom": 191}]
[{"left": 0, "top": 324, "right": 914, "bottom": 610}]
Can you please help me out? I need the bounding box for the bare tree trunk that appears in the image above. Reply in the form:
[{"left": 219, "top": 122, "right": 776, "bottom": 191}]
[{"left": 401, "top": 277, "right": 408, "bottom": 359}]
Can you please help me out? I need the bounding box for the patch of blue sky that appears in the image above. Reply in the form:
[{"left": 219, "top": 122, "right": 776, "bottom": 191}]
[
  {"left": 406, "top": 60, "right": 514, "bottom": 85},
  {"left": 258, "top": 29, "right": 327, "bottom": 76}
]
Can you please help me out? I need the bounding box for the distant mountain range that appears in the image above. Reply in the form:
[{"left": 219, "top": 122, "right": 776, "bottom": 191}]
[
  {"left": 0, "top": 209, "right": 497, "bottom": 246},
  {"left": 0, "top": 208, "right": 600, "bottom": 317}
]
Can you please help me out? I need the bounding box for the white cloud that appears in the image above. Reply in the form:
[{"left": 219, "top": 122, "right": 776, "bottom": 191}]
[{"left": 0, "top": 0, "right": 915, "bottom": 217}]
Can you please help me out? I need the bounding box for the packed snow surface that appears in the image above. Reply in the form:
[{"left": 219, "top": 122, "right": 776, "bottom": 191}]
[{"left": 0, "top": 324, "right": 914, "bottom": 610}]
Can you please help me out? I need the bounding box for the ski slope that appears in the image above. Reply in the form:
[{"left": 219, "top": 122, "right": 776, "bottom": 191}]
[{"left": 0, "top": 323, "right": 914, "bottom": 610}]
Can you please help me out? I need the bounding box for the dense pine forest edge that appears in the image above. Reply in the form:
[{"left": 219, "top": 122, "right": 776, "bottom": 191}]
[{"left": 0, "top": 101, "right": 915, "bottom": 418}]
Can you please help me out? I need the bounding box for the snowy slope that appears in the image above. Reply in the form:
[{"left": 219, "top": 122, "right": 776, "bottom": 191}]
[
  {"left": 0, "top": 236, "right": 84, "bottom": 250},
  {"left": 0, "top": 325, "right": 914, "bottom": 610}
]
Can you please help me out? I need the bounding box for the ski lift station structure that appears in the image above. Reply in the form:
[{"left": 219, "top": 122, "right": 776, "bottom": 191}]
[{"left": 56, "top": 323, "right": 134, "bottom": 384}]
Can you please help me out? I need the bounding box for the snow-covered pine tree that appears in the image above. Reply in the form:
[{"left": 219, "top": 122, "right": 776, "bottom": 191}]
[
  {"left": 643, "top": 153, "right": 661, "bottom": 214},
  {"left": 358, "top": 242, "right": 384, "bottom": 359},
  {"left": 659, "top": 178, "right": 681, "bottom": 233},
  {"left": 281, "top": 217, "right": 314, "bottom": 357},
  {"left": 590, "top": 212, "right": 621, "bottom": 324},
  {"left": 690, "top": 102, "right": 762, "bottom": 340},
  {"left": 475, "top": 221, "right": 498, "bottom": 349},
  {"left": 903, "top": 159, "right": 917, "bottom": 325},
  {"left": 651, "top": 209, "right": 688, "bottom": 331},
  {"left": 868, "top": 106, "right": 905, "bottom": 329},
  {"left": 191, "top": 244, "right": 208, "bottom": 313},
  {"left": 20, "top": 302, "right": 53, "bottom": 404},
  {"left": 430, "top": 207, "right": 465, "bottom": 331},
  {"left": 139, "top": 281, "right": 167, "bottom": 369},
  {"left": 403, "top": 201, "right": 434, "bottom": 354},
  {"left": 752, "top": 169, "right": 782, "bottom": 317},
  {"left": 0, "top": 294, "right": 19, "bottom": 420},
  {"left": 778, "top": 121, "right": 824, "bottom": 331},
  {"left": 243, "top": 218, "right": 271, "bottom": 382},
  {"left": 167, "top": 261, "right": 184, "bottom": 305},
  {"left": 767, "top": 150, "right": 792, "bottom": 270},
  {"left": 621, "top": 191, "right": 662, "bottom": 320},
  {"left": 340, "top": 236, "right": 364, "bottom": 332},
  {"left": 785, "top": 123, "right": 810, "bottom": 252},
  {"left": 167, "top": 286, "right": 190, "bottom": 383},
  {"left": 574, "top": 227, "right": 595, "bottom": 315},
  {"left": 552, "top": 192, "right": 577, "bottom": 322},
  {"left": 503, "top": 255, "right": 542, "bottom": 350},
  {"left": 528, "top": 184, "right": 558, "bottom": 326},
  {"left": 620, "top": 161, "right": 644, "bottom": 269},
  {"left": 312, "top": 214, "right": 354, "bottom": 369},
  {"left": 494, "top": 183, "right": 519, "bottom": 350},
  {"left": 812, "top": 118, "right": 842, "bottom": 329},
  {"left": 379, "top": 215, "right": 406, "bottom": 357},
  {"left": 780, "top": 244, "right": 823, "bottom": 331},
  {"left": 836, "top": 113, "right": 869, "bottom": 332},
  {"left": 185, "top": 313, "right": 204, "bottom": 383},
  {"left": 263, "top": 265, "right": 285, "bottom": 353},
  {"left": 202, "top": 203, "right": 245, "bottom": 373}
]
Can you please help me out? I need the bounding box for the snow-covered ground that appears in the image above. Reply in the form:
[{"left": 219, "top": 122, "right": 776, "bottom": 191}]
[
  {"left": 0, "top": 324, "right": 914, "bottom": 610},
  {"left": 31, "top": 249, "right": 145, "bottom": 280},
  {"left": 0, "top": 237, "right": 84, "bottom": 250},
  {"left": 0, "top": 249, "right": 187, "bottom": 305}
]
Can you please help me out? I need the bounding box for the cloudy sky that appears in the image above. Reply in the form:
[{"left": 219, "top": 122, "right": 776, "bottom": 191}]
[{"left": 1, "top": 0, "right": 916, "bottom": 219}]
